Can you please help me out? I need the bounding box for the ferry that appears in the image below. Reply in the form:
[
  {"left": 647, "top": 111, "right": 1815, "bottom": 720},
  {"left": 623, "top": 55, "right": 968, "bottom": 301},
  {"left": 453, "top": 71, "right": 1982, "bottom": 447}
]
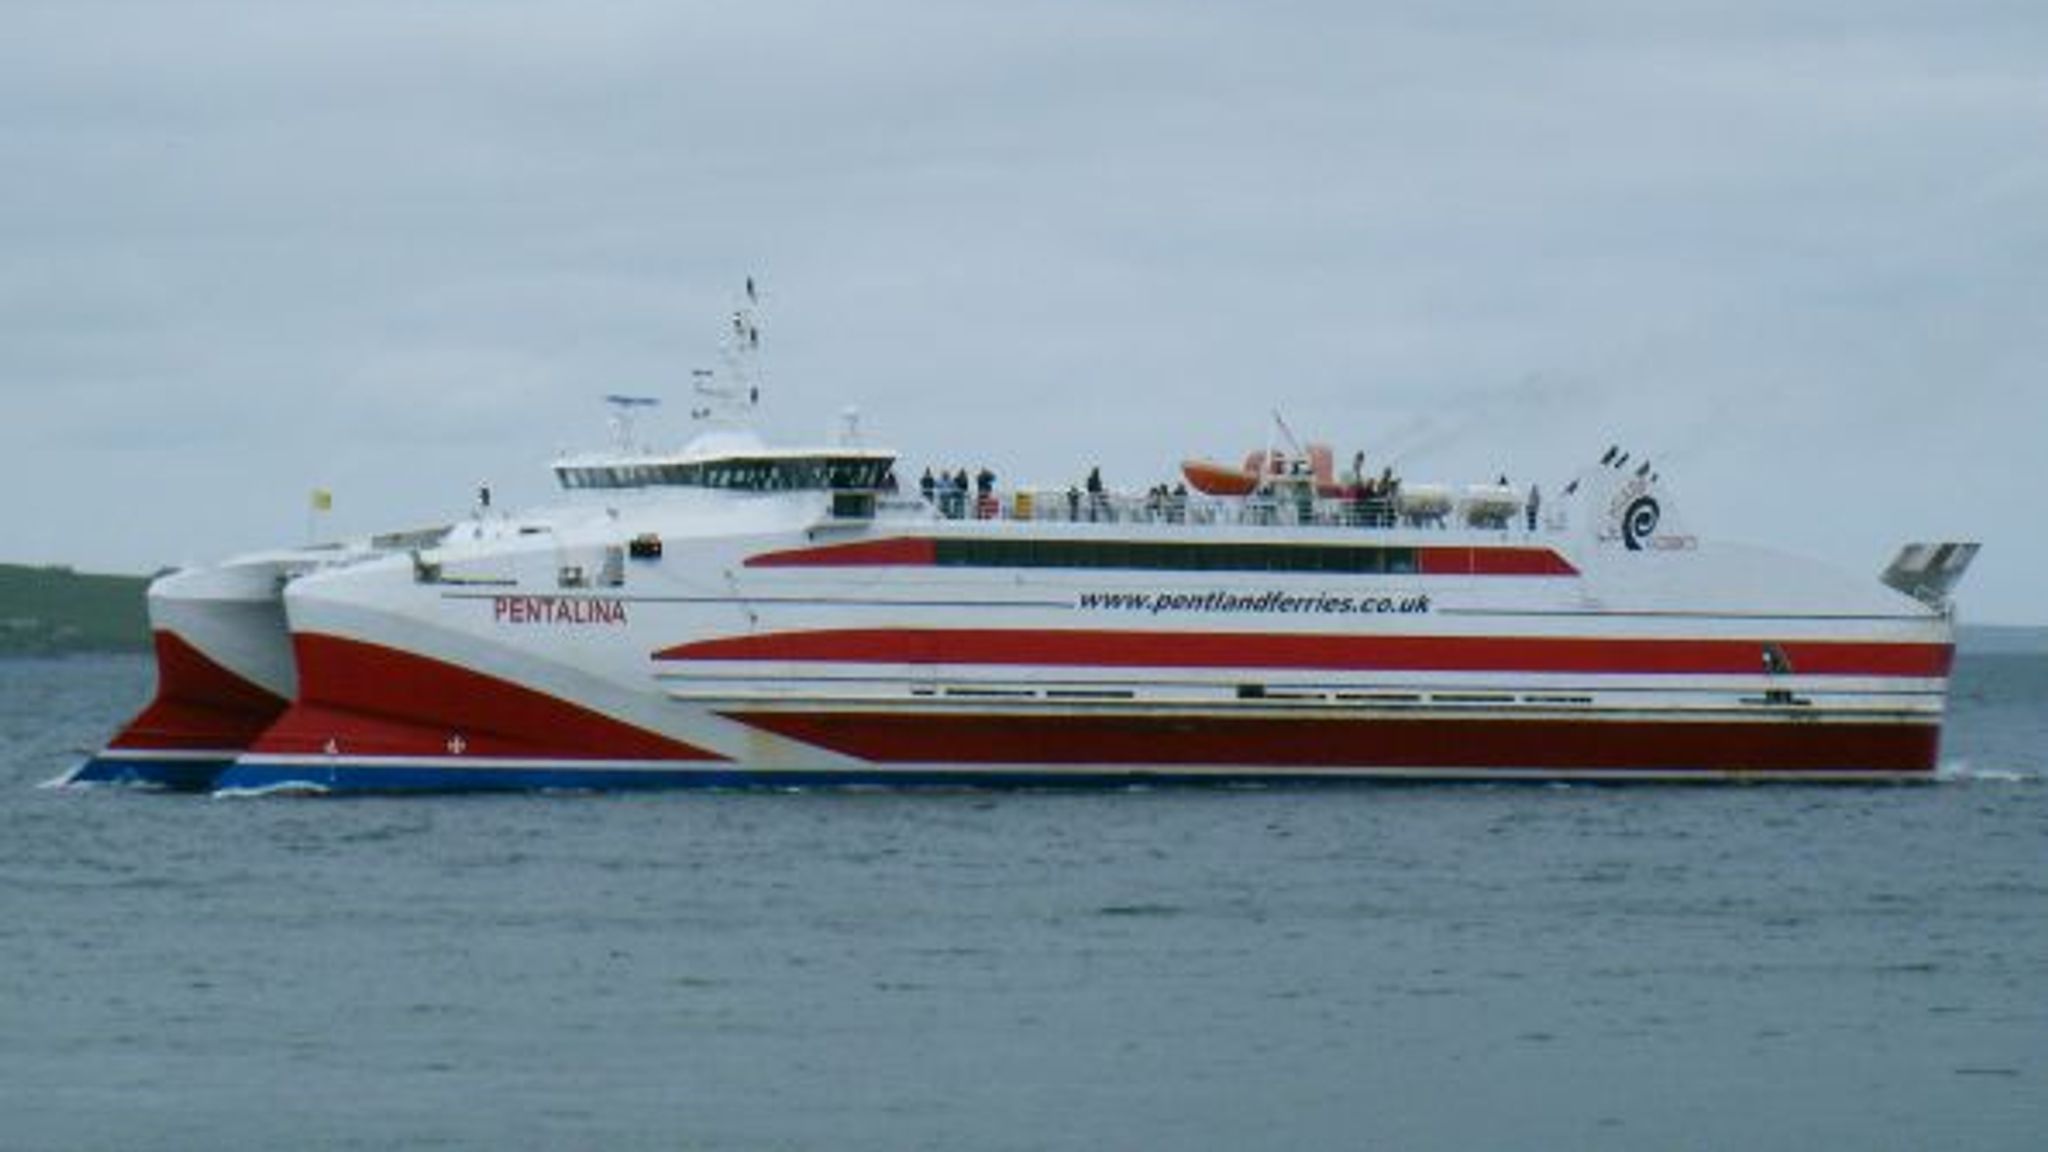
[{"left": 169, "top": 293, "right": 1978, "bottom": 793}]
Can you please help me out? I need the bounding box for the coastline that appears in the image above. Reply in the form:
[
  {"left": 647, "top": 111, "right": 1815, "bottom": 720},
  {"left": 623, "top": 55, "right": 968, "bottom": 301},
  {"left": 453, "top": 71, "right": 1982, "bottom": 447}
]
[{"left": 0, "top": 564, "right": 150, "bottom": 655}]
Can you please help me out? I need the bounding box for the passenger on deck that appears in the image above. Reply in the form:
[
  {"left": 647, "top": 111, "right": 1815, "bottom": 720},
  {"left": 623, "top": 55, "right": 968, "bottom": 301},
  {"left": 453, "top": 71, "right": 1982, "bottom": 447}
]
[
  {"left": 1085, "top": 467, "right": 1104, "bottom": 521},
  {"left": 974, "top": 468, "right": 997, "bottom": 518},
  {"left": 1527, "top": 484, "right": 1541, "bottom": 532},
  {"left": 919, "top": 468, "right": 936, "bottom": 507}
]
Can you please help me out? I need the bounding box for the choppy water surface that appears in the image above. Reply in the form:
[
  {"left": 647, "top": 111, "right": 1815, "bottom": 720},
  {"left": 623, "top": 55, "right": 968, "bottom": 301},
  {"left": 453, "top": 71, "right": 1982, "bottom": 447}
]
[{"left": 2, "top": 654, "right": 2044, "bottom": 1150}]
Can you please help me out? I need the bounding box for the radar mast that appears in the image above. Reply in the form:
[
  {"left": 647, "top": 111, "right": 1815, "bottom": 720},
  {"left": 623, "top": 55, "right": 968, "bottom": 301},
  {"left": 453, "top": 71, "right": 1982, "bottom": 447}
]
[{"left": 691, "top": 277, "right": 766, "bottom": 426}]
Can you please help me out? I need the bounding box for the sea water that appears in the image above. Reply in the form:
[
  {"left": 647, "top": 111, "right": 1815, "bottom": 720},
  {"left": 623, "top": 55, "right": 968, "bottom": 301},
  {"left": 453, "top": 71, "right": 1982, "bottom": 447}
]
[{"left": 1, "top": 654, "right": 2043, "bottom": 1151}]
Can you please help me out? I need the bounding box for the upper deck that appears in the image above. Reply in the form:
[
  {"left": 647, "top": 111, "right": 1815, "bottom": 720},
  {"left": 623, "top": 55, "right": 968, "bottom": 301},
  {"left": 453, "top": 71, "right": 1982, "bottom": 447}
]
[{"left": 902, "top": 482, "right": 1549, "bottom": 535}]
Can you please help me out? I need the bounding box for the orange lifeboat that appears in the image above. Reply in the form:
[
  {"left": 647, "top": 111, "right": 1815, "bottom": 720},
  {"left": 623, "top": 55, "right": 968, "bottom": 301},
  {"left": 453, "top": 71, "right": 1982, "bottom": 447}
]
[
  {"left": 1181, "top": 443, "right": 1348, "bottom": 498},
  {"left": 1180, "top": 458, "right": 1260, "bottom": 496}
]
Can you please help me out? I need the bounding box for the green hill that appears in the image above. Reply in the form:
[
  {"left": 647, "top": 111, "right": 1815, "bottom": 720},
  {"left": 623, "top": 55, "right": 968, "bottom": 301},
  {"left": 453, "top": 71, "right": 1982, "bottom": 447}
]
[{"left": 0, "top": 564, "right": 151, "bottom": 654}]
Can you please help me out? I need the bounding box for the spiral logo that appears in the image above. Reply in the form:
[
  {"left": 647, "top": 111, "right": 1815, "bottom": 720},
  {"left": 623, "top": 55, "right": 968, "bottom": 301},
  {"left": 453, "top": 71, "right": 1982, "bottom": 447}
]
[{"left": 1622, "top": 497, "right": 1661, "bottom": 551}]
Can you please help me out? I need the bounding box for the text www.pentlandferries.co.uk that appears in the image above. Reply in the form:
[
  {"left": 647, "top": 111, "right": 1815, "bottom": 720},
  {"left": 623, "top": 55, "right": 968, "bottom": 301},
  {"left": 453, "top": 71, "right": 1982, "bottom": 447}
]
[{"left": 1075, "top": 590, "right": 1432, "bottom": 616}]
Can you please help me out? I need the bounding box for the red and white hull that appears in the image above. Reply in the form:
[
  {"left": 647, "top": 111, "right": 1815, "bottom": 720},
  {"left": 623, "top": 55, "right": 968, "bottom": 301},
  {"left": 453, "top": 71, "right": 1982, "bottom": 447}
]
[{"left": 216, "top": 488, "right": 1962, "bottom": 791}]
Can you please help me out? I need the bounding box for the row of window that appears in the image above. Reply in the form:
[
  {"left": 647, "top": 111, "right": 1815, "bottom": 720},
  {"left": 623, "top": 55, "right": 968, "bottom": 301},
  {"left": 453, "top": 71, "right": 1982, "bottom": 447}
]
[
  {"left": 556, "top": 457, "right": 893, "bottom": 492},
  {"left": 932, "top": 539, "right": 1422, "bottom": 574}
]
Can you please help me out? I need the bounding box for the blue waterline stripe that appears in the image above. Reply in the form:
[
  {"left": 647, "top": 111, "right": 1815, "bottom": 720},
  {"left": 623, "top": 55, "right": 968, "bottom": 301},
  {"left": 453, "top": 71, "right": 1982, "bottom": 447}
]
[
  {"left": 211, "top": 760, "right": 1929, "bottom": 794},
  {"left": 215, "top": 762, "right": 1302, "bottom": 793},
  {"left": 68, "top": 754, "right": 231, "bottom": 792}
]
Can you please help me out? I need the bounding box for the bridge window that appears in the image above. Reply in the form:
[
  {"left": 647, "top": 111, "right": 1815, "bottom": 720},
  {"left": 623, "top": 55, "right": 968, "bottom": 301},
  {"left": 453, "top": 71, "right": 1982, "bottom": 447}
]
[{"left": 556, "top": 456, "right": 892, "bottom": 493}]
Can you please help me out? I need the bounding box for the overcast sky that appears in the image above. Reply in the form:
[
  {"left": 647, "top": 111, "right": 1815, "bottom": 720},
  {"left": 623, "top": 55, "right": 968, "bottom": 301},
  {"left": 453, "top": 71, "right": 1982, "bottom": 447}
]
[{"left": 5, "top": 1, "right": 2043, "bottom": 622}]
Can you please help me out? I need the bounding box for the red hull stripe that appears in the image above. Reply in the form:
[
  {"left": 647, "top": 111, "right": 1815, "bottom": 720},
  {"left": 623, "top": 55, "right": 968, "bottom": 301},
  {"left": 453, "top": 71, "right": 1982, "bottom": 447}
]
[
  {"left": 748, "top": 537, "right": 937, "bottom": 567},
  {"left": 1416, "top": 547, "right": 1577, "bottom": 576},
  {"left": 108, "top": 631, "right": 288, "bottom": 752},
  {"left": 744, "top": 536, "right": 1575, "bottom": 576},
  {"left": 658, "top": 629, "right": 1953, "bottom": 679},
  {"left": 729, "top": 711, "right": 1940, "bottom": 774},
  {"left": 250, "top": 633, "right": 725, "bottom": 762}
]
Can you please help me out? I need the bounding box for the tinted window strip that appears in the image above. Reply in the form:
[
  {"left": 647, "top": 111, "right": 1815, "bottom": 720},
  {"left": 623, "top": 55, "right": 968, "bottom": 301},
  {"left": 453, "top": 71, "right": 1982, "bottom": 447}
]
[{"left": 932, "top": 539, "right": 1420, "bottom": 573}]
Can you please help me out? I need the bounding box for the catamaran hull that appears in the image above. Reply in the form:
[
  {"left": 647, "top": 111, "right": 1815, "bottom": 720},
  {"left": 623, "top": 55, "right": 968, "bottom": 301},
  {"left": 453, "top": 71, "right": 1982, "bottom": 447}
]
[
  {"left": 68, "top": 567, "right": 294, "bottom": 791},
  {"left": 217, "top": 527, "right": 1959, "bottom": 793}
]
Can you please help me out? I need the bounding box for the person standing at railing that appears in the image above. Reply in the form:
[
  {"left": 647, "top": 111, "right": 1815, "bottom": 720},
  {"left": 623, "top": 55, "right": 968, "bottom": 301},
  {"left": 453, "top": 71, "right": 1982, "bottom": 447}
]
[
  {"left": 1085, "top": 466, "right": 1104, "bottom": 522},
  {"left": 975, "top": 467, "right": 998, "bottom": 519},
  {"left": 942, "top": 468, "right": 962, "bottom": 519},
  {"left": 1527, "top": 484, "right": 1541, "bottom": 532}
]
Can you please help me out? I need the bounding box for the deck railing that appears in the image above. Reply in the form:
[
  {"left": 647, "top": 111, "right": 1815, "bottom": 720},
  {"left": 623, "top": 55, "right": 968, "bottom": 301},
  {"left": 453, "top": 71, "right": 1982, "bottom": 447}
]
[{"left": 907, "top": 486, "right": 1567, "bottom": 535}]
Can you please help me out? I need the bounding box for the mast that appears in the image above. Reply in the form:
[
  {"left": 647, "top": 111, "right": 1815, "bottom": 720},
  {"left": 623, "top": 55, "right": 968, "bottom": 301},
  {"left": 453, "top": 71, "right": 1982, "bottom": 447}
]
[{"left": 690, "top": 277, "right": 765, "bottom": 427}]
